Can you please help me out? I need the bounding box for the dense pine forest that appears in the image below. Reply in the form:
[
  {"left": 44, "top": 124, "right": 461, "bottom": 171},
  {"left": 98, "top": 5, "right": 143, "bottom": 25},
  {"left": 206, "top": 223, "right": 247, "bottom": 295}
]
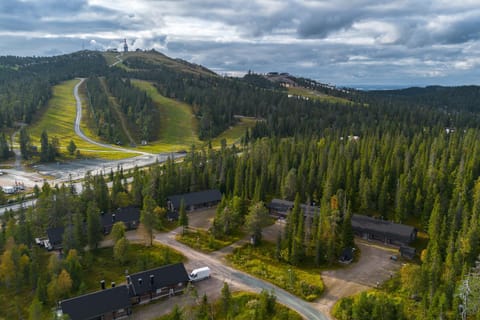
[{"left": 1, "top": 50, "right": 480, "bottom": 319}]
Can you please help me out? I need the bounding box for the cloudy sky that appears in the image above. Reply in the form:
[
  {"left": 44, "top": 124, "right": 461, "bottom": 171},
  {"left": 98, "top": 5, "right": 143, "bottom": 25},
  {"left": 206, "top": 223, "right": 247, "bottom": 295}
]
[{"left": 1, "top": 0, "right": 480, "bottom": 87}]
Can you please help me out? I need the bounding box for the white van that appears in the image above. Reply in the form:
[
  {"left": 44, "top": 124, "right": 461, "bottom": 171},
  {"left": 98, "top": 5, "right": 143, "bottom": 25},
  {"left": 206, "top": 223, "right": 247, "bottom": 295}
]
[
  {"left": 189, "top": 267, "right": 211, "bottom": 282},
  {"left": 2, "top": 186, "right": 15, "bottom": 194}
]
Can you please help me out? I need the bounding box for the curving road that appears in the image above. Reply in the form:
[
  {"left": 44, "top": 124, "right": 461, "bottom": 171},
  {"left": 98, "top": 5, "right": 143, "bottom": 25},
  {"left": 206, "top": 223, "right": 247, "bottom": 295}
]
[
  {"left": 155, "top": 231, "right": 329, "bottom": 320},
  {"left": 73, "top": 78, "right": 151, "bottom": 156}
]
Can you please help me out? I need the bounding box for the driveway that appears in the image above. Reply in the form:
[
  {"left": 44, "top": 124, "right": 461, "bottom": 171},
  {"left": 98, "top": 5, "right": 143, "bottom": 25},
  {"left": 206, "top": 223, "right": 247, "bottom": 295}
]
[
  {"left": 314, "top": 240, "right": 400, "bottom": 315},
  {"left": 110, "top": 211, "right": 401, "bottom": 320},
  {"left": 146, "top": 230, "right": 329, "bottom": 320}
]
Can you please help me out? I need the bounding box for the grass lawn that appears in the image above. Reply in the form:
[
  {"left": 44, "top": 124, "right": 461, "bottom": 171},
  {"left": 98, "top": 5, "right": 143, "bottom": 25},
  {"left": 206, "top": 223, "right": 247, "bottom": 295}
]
[
  {"left": 27, "top": 79, "right": 137, "bottom": 160},
  {"left": 155, "top": 291, "right": 303, "bottom": 320},
  {"left": 226, "top": 242, "right": 324, "bottom": 301},
  {"left": 102, "top": 52, "right": 118, "bottom": 66},
  {"left": 209, "top": 117, "right": 257, "bottom": 148},
  {"left": 176, "top": 228, "right": 244, "bottom": 253},
  {"left": 83, "top": 243, "right": 185, "bottom": 290},
  {"left": 107, "top": 51, "right": 215, "bottom": 77},
  {"left": 288, "top": 87, "right": 354, "bottom": 105},
  {"left": 132, "top": 80, "right": 255, "bottom": 152},
  {"left": 131, "top": 80, "right": 201, "bottom": 152}
]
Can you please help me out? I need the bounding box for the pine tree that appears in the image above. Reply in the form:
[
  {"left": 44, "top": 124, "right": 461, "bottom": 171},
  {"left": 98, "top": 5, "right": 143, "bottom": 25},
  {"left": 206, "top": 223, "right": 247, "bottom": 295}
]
[
  {"left": 245, "top": 202, "right": 269, "bottom": 246},
  {"left": 86, "top": 202, "right": 102, "bottom": 250},
  {"left": 19, "top": 127, "right": 31, "bottom": 160},
  {"left": 141, "top": 195, "right": 158, "bottom": 245},
  {"left": 40, "top": 130, "right": 49, "bottom": 162},
  {"left": 178, "top": 199, "right": 189, "bottom": 235},
  {"left": 67, "top": 139, "right": 77, "bottom": 155},
  {"left": 0, "top": 133, "right": 10, "bottom": 160},
  {"left": 341, "top": 209, "right": 354, "bottom": 249},
  {"left": 220, "top": 282, "right": 231, "bottom": 316}
]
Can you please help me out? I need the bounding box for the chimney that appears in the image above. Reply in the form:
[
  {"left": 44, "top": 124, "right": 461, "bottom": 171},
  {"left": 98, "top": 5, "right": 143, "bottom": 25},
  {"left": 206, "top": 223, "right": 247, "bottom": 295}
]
[
  {"left": 111, "top": 282, "right": 116, "bottom": 288},
  {"left": 101, "top": 280, "right": 105, "bottom": 290},
  {"left": 112, "top": 213, "right": 116, "bottom": 222},
  {"left": 150, "top": 274, "right": 154, "bottom": 286},
  {"left": 138, "top": 278, "right": 142, "bottom": 285}
]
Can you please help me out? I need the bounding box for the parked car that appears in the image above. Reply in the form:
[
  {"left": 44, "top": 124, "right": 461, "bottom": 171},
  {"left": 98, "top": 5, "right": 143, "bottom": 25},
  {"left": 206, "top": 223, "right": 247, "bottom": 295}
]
[
  {"left": 44, "top": 239, "right": 53, "bottom": 251},
  {"left": 189, "top": 267, "right": 211, "bottom": 282}
]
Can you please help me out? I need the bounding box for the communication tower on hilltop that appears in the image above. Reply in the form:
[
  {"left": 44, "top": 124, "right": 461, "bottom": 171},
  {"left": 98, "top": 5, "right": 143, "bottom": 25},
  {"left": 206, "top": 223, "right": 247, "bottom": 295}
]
[{"left": 123, "top": 39, "right": 128, "bottom": 52}]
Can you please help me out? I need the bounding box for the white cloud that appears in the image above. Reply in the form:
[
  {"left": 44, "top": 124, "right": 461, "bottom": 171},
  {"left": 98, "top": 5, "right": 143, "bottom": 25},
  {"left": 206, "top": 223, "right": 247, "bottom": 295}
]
[{"left": 0, "top": 0, "right": 479, "bottom": 86}]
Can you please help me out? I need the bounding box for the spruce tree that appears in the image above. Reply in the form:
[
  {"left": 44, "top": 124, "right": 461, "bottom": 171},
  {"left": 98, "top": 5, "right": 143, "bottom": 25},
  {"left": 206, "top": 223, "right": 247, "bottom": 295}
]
[{"left": 178, "top": 199, "right": 189, "bottom": 235}]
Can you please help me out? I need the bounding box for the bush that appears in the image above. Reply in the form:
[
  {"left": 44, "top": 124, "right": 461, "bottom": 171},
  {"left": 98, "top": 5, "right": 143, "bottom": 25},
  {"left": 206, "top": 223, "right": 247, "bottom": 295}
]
[{"left": 227, "top": 243, "right": 324, "bottom": 301}]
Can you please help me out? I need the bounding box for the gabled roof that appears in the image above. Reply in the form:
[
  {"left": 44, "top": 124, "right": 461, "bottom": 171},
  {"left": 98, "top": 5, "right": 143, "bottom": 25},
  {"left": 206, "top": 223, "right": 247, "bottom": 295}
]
[
  {"left": 400, "top": 246, "right": 416, "bottom": 255},
  {"left": 101, "top": 206, "right": 140, "bottom": 227},
  {"left": 167, "top": 189, "right": 222, "bottom": 210},
  {"left": 351, "top": 214, "right": 416, "bottom": 240},
  {"left": 128, "top": 263, "right": 189, "bottom": 296},
  {"left": 268, "top": 199, "right": 318, "bottom": 218},
  {"left": 60, "top": 285, "right": 131, "bottom": 320},
  {"left": 47, "top": 226, "right": 64, "bottom": 245},
  {"left": 268, "top": 199, "right": 294, "bottom": 212}
]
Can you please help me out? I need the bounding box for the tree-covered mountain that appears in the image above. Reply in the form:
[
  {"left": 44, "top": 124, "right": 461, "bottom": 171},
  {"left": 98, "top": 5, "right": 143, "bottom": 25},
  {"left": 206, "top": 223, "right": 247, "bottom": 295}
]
[
  {"left": 0, "top": 51, "right": 107, "bottom": 127},
  {"left": 2, "top": 49, "right": 480, "bottom": 319}
]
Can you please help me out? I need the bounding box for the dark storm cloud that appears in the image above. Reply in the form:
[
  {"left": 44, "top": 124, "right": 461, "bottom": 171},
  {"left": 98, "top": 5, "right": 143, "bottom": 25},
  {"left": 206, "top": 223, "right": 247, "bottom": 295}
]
[{"left": 297, "top": 10, "right": 364, "bottom": 39}]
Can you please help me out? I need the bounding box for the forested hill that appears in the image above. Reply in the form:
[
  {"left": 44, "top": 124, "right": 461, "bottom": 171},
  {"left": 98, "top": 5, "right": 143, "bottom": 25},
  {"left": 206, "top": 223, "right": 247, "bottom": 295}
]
[
  {"left": 0, "top": 51, "right": 107, "bottom": 126},
  {"left": 3, "top": 50, "right": 480, "bottom": 319},
  {"left": 365, "top": 85, "right": 480, "bottom": 113},
  {"left": 2, "top": 49, "right": 480, "bottom": 140}
]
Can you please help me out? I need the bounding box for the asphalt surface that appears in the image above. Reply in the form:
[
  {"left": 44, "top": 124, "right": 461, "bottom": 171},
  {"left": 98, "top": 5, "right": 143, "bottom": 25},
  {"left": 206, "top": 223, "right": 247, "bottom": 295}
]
[
  {"left": 0, "top": 79, "right": 184, "bottom": 214},
  {"left": 73, "top": 78, "right": 150, "bottom": 156},
  {"left": 155, "top": 231, "right": 329, "bottom": 320}
]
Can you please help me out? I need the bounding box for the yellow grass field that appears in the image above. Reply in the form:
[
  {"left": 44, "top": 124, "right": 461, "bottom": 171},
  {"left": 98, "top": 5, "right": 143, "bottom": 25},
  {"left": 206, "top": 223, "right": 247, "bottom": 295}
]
[
  {"left": 28, "top": 79, "right": 136, "bottom": 160},
  {"left": 288, "top": 87, "right": 354, "bottom": 105},
  {"left": 28, "top": 78, "right": 257, "bottom": 159},
  {"left": 131, "top": 80, "right": 201, "bottom": 152}
]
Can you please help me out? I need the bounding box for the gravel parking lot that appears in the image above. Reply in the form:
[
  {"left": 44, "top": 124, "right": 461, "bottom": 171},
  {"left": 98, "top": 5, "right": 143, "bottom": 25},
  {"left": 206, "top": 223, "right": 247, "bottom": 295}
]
[{"left": 315, "top": 240, "right": 400, "bottom": 315}]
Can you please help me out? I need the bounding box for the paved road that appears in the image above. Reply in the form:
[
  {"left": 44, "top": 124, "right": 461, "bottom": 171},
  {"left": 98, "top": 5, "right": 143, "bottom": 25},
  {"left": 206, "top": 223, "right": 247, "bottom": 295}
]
[
  {"left": 73, "top": 78, "right": 150, "bottom": 156},
  {"left": 0, "top": 199, "right": 37, "bottom": 214},
  {"left": 0, "top": 79, "right": 184, "bottom": 214},
  {"left": 155, "top": 231, "right": 329, "bottom": 320}
]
